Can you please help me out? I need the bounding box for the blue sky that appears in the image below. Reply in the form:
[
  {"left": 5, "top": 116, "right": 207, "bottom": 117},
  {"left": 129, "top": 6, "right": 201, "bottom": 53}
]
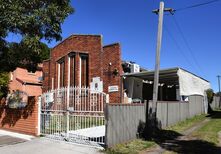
[{"left": 7, "top": 0, "right": 221, "bottom": 92}]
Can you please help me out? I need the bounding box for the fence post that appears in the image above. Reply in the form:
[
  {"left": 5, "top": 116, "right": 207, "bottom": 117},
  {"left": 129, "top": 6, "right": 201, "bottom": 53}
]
[
  {"left": 37, "top": 96, "right": 41, "bottom": 136},
  {"left": 105, "top": 103, "right": 109, "bottom": 148},
  {"left": 179, "top": 101, "right": 181, "bottom": 122},
  {"left": 106, "top": 94, "right": 109, "bottom": 104},
  {"left": 66, "top": 87, "right": 70, "bottom": 138}
]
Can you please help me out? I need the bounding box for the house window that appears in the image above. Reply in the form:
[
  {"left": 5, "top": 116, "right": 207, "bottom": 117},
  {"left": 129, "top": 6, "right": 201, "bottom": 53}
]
[
  {"left": 69, "top": 53, "right": 76, "bottom": 86},
  {"left": 57, "top": 58, "right": 65, "bottom": 88},
  {"left": 80, "top": 54, "right": 89, "bottom": 87}
]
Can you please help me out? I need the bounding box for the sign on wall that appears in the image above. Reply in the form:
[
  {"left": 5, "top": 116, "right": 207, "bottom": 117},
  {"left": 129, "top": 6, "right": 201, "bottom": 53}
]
[
  {"left": 90, "top": 77, "right": 103, "bottom": 93},
  {"left": 108, "top": 85, "right": 119, "bottom": 93},
  {"left": 45, "top": 92, "right": 54, "bottom": 103}
]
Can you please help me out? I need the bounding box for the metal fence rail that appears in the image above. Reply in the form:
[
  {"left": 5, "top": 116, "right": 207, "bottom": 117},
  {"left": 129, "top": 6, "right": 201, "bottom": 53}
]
[{"left": 40, "top": 86, "right": 107, "bottom": 146}]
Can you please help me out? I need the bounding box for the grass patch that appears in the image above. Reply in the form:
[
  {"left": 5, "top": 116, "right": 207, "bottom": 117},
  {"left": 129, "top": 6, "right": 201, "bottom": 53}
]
[
  {"left": 104, "top": 114, "right": 208, "bottom": 154},
  {"left": 191, "top": 111, "right": 221, "bottom": 145},
  {"left": 105, "top": 139, "right": 156, "bottom": 154},
  {"left": 165, "top": 114, "right": 207, "bottom": 133}
]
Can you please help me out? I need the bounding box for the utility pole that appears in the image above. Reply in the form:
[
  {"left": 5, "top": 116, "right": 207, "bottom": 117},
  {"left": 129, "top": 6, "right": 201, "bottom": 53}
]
[
  {"left": 152, "top": 2, "right": 174, "bottom": 123},
  {"left": 217, "top": 75, "right": 221, "bottom": 95}
]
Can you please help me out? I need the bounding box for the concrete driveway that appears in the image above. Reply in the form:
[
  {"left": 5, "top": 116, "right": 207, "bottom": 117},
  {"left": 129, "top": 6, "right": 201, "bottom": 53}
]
[
  {"left": 0, "top": 135, "right": 26, "bottom": 147},
  {"left": 0, "top": 131, "right": 102, "bottom": 154}
]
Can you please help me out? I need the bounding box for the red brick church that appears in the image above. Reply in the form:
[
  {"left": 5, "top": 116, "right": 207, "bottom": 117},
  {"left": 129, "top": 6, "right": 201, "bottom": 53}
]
[{"left": 43, "top": 34, "right": 123, "bottom": 103}]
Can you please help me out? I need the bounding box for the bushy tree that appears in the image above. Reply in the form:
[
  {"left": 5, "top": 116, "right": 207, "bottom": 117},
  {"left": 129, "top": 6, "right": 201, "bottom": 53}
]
[
  {"left": 0, "top": 0, "right": 74, "bottom": 72},
  {"left": 216, "top": 92, "right": 221, "bottom": 96},
  {"left": 0, "top": 0, "right": 73, "bottom": 97},
  {"left": 0, "top": 42, "right": 50, "bottom": 72},
  {"left": 206, "top": 88, "right": 214, "bottom": 104},
  {"left": 0, "top": 72, "right": 9, "bottom": 99}
]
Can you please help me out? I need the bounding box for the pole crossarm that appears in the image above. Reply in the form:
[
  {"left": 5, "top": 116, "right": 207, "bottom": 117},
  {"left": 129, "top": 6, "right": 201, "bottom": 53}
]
[{"left": 152, "top": 8, "right": 175, "bottom": 15}]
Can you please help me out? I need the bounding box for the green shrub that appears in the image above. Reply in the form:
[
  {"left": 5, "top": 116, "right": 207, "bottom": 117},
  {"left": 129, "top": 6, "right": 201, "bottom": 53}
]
[{"left": 0, "top": 72, "right": 9, "bottom": 99}]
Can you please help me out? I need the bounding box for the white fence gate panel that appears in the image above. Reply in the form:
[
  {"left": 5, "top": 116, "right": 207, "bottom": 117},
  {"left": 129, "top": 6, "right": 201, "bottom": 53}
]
[{"left": 40, "top": 86, "right": 107, "bottom": 147}]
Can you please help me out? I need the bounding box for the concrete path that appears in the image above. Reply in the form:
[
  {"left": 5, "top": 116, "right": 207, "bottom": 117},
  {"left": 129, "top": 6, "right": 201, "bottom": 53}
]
[
  {"left": 140, "top": 119, "right": 211, "bottom": 154},
  {"left": 0, "top": 130, "right": 102, "bottom": 154},
  {"left": 0, "top": 137, "right": 102, "bottom": 154},
  {"left": 177, "top": 119, "right": 210, "bottom": 140}
]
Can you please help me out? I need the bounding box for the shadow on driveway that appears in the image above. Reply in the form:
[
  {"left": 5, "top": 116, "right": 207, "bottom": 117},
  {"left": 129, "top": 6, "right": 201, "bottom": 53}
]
[{"left": 0, "top": 135, "right": 26, "bottom": 147}]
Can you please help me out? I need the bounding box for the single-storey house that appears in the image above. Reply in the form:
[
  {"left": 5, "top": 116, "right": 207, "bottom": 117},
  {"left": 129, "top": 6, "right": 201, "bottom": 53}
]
[{"left": 122, "top": 67, "right": 211, "bottom": 103}]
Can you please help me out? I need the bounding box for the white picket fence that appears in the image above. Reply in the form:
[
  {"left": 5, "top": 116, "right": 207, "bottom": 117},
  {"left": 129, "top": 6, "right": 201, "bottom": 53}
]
[{"left": 40, "top": 86, "right": 107, "bottom": 147}]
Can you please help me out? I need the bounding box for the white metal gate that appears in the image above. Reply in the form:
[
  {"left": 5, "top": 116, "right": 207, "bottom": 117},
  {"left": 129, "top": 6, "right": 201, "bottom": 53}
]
[{"left": 40, "top": 86, "right": 107, "bottom": 147}]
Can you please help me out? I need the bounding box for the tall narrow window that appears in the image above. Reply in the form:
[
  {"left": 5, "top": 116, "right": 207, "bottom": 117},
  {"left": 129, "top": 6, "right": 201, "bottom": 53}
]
[
  {"left": 60, "top": 62, "right": 65, "bottom": 87},
  {"left": 69, "top": 53, "right": 76, "bottom": 86},
  {"left": 80, "top": 54, "right": 89, "bottom": 87},
  {"left": 57, "top": 58, "right": 65, "bottom": 88}
]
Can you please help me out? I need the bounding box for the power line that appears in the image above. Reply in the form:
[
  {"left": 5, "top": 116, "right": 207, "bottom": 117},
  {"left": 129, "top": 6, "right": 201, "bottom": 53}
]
[
  {"left": 171, "top": 15, "right": 205, "bottom": 77},
  {"left": 164, "top": 25, "right": 201, "bottom": 75},
  {"left": 175, "top": 0, "right": 221, "bottom": 12}
]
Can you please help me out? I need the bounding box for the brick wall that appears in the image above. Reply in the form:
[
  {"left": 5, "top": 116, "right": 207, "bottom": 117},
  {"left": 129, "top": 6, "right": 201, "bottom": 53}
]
[
  {"left": 12, "top": 68, "right": 42, "bottom": 82},
  {"left": 103, "top": 43, "right": 123, "bottom": 103},
  {"left": 9, "top": 67, "right": 42, "bottom": 97},
  {"left": 43, "top": 34, "right": 123, "bottom": 103},
  {"left": 0, "top": 97, "right": 39, "bottom": 136},
  {"left": 42, "top": 60, "right": 50, "bottom": 91},
  {"left": 49, "top": 35, "right": 102, "bottom": 89}
]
